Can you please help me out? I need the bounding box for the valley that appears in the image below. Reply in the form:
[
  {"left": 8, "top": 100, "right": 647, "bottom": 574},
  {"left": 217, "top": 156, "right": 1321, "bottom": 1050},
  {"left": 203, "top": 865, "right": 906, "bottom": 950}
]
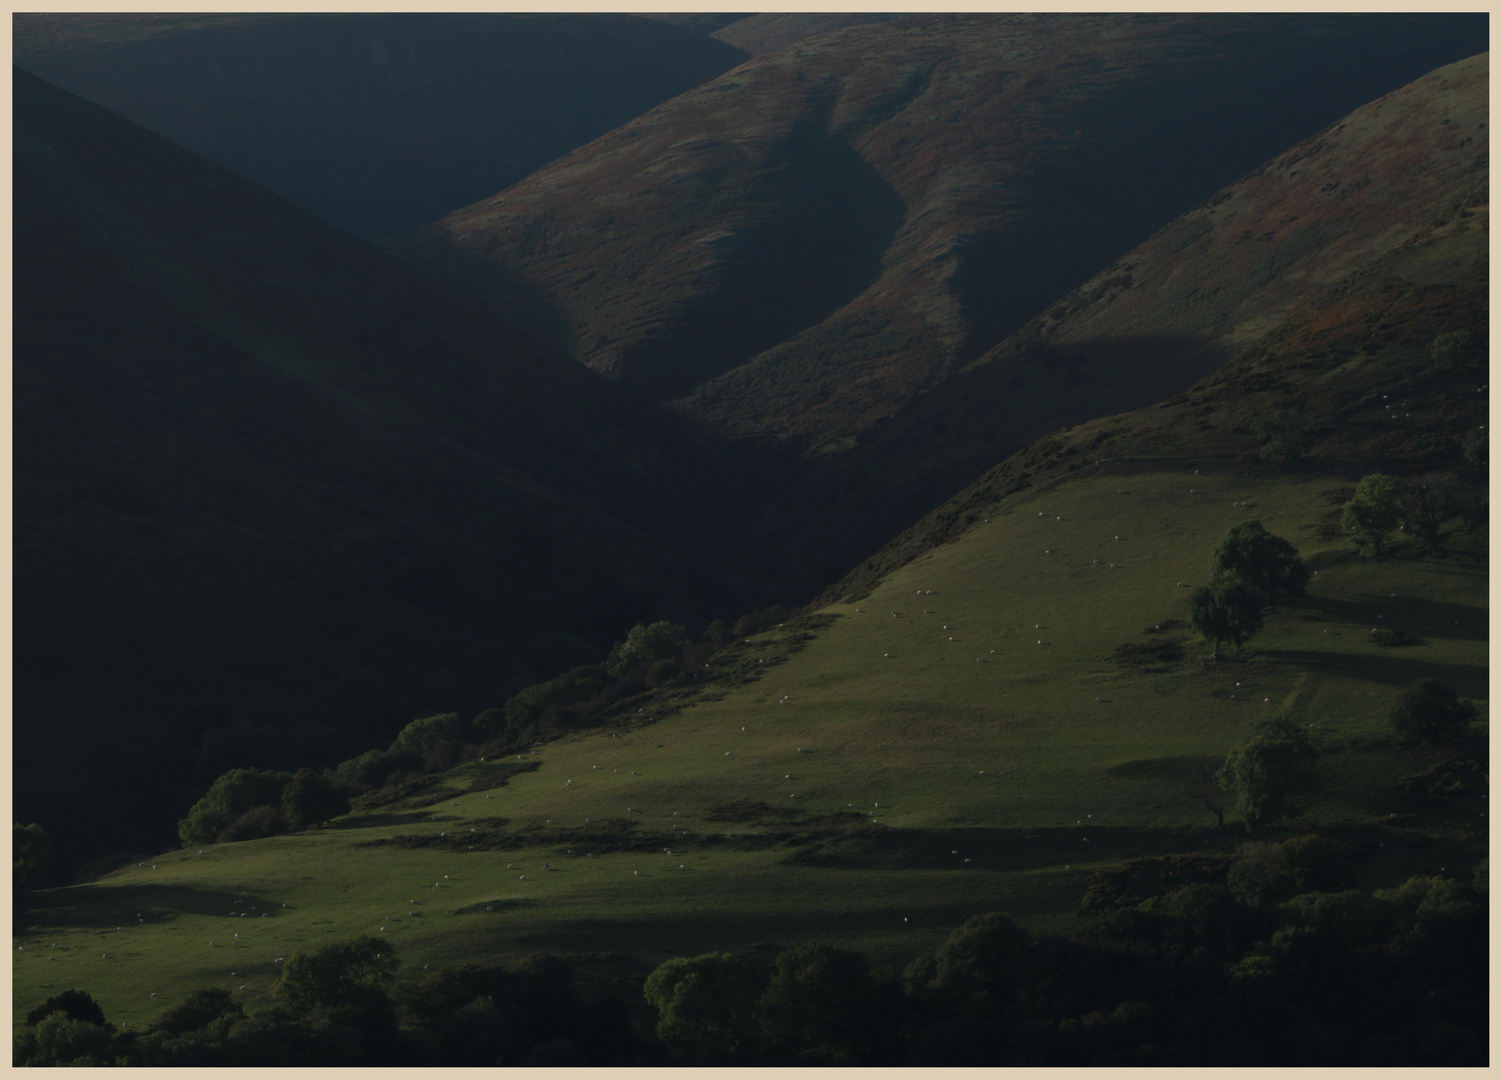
[{"left": 11, "top": 12, "right": 1488, "bottom": 1067}]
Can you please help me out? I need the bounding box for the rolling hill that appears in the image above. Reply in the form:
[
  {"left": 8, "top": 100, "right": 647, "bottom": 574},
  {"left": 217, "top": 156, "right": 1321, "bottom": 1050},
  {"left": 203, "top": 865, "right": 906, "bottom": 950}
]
[
  {"left": 12, "top": 12, "right": 749, "bottom": 241},
  {"left": 742, "top": 50, "right": 1491, "bottom": 602},
  {"left": 12, "top": 68, "right": 768, "bottom": 870},
  {"left": 388, "top": 13, "right": 1485, "bottom": 452},
  {"left": 13, "top": 50, "right": 1486, "bottom": 1060}
]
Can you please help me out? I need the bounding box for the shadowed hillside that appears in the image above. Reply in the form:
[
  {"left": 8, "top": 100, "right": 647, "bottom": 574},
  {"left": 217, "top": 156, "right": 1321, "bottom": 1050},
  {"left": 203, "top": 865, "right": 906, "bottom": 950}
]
[
  {"left": 756, "top": 52, "right": 1491, "bottom": 602},
  {"left": 389, "top": 14, "right": 1484, "bottom": 453},
  {"left": 12, "top": 69, "right": 764, "bottom": 868},
  {"left": 12, "top": 12, "right": 748, "bottom": 241}
]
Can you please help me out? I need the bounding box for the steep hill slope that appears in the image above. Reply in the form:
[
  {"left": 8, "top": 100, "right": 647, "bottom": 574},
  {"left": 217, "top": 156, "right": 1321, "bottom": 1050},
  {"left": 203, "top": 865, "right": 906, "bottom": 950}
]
[
  {"left": 750, "top": 52, "right": 1490, "bottom": 601},
  {"left": 16, "top": 162, "right": 1485, "bottom": 1038},
  {"left": 12, "top": 70, "right": 761, "bottom": 868},
  {"left": 389, "top": 13, "right": 1484, "bottom": 450},
  {"left": 708, "top": 13, "right": 905, "bottom": 55},
  {"left": 12, "top": 12, "right": 748, "bottom": 241}
]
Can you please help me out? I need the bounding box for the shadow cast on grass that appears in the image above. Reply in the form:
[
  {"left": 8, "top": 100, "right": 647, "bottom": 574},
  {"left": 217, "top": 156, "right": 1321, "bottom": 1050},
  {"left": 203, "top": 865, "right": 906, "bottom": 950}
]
[
  {"left": 1268, "top": 648, "right": 1488, "bottom": 700},
  {"left": 789, "top": 824, "right": 1229, "bottom": 875},
  {"left": 16, "top": 883, "right": 285, "bottom": 934},
  {"left": 1293, "top": 594, "right": 1488, "bottom": 644}
]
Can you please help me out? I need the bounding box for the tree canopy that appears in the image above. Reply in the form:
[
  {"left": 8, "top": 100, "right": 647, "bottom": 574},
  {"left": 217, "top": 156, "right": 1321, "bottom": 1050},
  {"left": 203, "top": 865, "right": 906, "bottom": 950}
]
[
  {"left": 178, "top": 768, "right": 294, "bottom": 846},
  {"left": 609, "top": 620, "right": 690, "bottom": 673},
  {"left": 1218, "top": 715, "right": 1316, "bottom": 832},
  {"left": 1211, "top": 520, "right": 1310, "bottom": 598},
  {"left": 14, "top": 822, "right": 53, "bottom": 886},
  {"left": 1341, "top": 473, "right": 1402, "bottom": 558},
  {"left": 643, "top": 952, "right": 760, "bottom": 1063},
  {"left": 1186, "top": 580, "right": 1266, "bottom": 659},
  {"left": 274, "top": 933, "right": 398, "bottom": 1013}
]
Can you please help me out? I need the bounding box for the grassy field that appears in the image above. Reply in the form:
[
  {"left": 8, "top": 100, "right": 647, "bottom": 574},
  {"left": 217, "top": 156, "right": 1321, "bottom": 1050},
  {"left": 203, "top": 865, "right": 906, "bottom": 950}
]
[{"left": 15, "top": 460, "right": 1487, "bottom": 1030}]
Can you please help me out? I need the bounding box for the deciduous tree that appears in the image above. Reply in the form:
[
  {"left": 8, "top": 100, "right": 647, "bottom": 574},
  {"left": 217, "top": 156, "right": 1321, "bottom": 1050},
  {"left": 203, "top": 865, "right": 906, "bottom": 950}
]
[
  {"left": 1341, "top": 473, "right": 1402, "bottom": 558},
  {"left": 1218, "top": 715, "right": 1316, "bottom": 832},
  {"left": 1211, "top": 520, "right": 1310, "bottom": 598},
  {"left": 1186, "top": 580, "right": 1266, "bottom": 660},
  {"left": 643, "top": 952, "right": 760, "bottom": 1063}
]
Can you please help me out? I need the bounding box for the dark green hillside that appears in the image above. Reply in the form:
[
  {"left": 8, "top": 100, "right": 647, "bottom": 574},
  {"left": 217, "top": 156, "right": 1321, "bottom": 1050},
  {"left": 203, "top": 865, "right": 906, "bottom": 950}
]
[
  {"left": 12, "top": 69, "right": 761, "bottom": 869},
  {"left": 390, "top": 14, "right": 1484, "bottom": 449},
  {"left": 761, "top": 52, "right": 1491, "bottom": 602},
  {"left": 12, "top": 12, "right": 748, "bottom": 241},
  {"left": 12, "top": 51, "right": 1485, "bottom": 1066}
]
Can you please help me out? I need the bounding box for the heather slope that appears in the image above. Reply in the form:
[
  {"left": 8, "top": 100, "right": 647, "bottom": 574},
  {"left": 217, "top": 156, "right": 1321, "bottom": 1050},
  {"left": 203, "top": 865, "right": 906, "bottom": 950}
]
[
  {"left": 751, "top": 52, "right": 1490, "bottom": 601},
  {"left": 390, "top": 14, "right": 1485, "bottom": 451},
  {"left": 12, "top": 12, "right": 748, "bottom": 241},
  {"left": 12, "top": 70, "right": 759, "bottom": 868}
]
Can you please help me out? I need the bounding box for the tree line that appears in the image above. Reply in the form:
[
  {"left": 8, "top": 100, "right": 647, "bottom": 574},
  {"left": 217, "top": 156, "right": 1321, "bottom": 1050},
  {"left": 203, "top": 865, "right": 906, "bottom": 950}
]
[{"left": 17, "top": 847, "right": 1487, "bottom": 1066}]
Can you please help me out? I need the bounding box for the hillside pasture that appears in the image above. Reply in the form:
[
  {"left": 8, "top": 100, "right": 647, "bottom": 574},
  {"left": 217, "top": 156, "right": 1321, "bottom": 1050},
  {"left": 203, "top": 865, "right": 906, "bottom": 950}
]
[{"left": 13, "top": 462, "right": 1487, "bottom": 1030}]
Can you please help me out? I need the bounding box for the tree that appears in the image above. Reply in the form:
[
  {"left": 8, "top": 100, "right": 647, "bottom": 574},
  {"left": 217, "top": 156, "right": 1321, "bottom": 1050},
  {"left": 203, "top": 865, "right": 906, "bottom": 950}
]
[
  {"left": 14, "top": 822, "right": 53, "bottom": 886},
  {"left": 281, "top": 768, "right": 350, "bottom": 830},
  {"left": 1186, "top": 580, "right": 1266, "bottom": 660},
  {"left": 1341, "top": 474, "right": 1402, "bottom": 558},
  {"left": 929, "top": 911, "right": 1033, "bottom": 1000},
  {"left": 1398, "top": 476, "right": 1456, "bottom": 552},
  {"left": 27, "top": 989, "right": 108, "bottom": 1028},
  {"left": 178, "top": 768, "right": 294, "bottom": 846},
  {"left": 1217, "top": 715, "right": 1316, "bottom": 832},
  {"left": 1428, "top": 330, "right": 1475, "bottom": 371},
  {"left": 1252, "top": 408, "right": 1311, "bottom": 466},
  {"left": 1211, "top": 520, "right": 1310, "bottom": 599},
  {"left": 756, "top": 943, "right": 889, "bottom": 1062},
  {"left": 1186, "top": 767, "right": 1227, "bottom": 829},
  {"left": 392, "top": 713, "right": 465, "bottom": 770},
  {"left": 153, "top": 988, "right": 243, "bottom": 1036},
  {"left": 608, "top": 621, "right": 689, "bottom": 674},
  {"left": 274, "top": 933, "right": 398, "bottom": 1014},
  {"left": 1388, "top": 678, "right": 1479, "bottom": 744},
  {"left": 12, "top": 1012, "right": 117, "bottom": 1066},
  {"left": 643, "top": 952, "right": 760, "bottom": 1063}
]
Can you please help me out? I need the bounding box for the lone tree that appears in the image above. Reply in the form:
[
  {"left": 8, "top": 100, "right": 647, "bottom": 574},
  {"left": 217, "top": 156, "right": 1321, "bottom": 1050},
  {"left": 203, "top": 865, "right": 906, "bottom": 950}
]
[
  {"left": 1186, "top": 580, "right": 1266, "bottom": 660},
  {"left": 1389, "top": 678, "right": 1479, "bottom": 744},
  {"left": 1218, "top": 714, "right": 1317, "bottom": 832},
  {"left": 1341, "top": 473, "right": 1403, "bottom": 558},
  {"left": 1212, "top": 520, "right": 1310, "bottom": 599}
]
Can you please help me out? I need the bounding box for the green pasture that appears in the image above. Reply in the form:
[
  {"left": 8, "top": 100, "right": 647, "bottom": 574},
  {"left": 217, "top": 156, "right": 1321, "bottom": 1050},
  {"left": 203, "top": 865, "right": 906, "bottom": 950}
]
[{"left": 15, "top": 464, "right": 1487, "bottom": 1030}]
